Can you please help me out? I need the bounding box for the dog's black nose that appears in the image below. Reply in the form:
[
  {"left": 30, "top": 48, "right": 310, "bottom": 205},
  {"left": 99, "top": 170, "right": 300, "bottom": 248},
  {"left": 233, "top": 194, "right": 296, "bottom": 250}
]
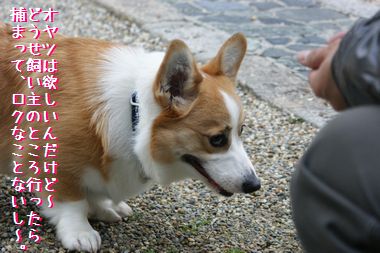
[{"left": 242, "top": 177, "right": 261, "bottom": 193}]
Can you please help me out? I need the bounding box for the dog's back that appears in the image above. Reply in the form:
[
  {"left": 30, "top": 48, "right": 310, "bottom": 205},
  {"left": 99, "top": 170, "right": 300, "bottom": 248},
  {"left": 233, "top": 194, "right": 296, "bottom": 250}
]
[{"left": 0, "top": 23, "right": 112, "bottom": 178}]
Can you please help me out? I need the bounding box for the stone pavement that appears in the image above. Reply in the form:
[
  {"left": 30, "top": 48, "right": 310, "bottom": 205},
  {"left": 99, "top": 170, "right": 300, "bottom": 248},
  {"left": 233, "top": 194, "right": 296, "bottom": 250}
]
[
  {"left": 166, "top": 0, "right": 355, "bottom": 78},
  {"left": 94, "top": 0, "right": 374, "bottom": 127}
]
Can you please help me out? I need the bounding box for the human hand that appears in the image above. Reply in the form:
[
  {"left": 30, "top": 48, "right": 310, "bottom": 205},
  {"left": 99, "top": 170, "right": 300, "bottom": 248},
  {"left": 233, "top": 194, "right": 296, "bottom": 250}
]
[{"left": 297, "top": 32, "right": 348, "bottom": 111}]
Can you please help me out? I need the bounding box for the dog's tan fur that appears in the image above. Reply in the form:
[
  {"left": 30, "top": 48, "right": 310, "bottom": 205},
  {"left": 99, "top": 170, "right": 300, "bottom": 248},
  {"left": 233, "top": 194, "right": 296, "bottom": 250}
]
[{"left": 0, "top": 23, "right": 114, "bottom": 200}]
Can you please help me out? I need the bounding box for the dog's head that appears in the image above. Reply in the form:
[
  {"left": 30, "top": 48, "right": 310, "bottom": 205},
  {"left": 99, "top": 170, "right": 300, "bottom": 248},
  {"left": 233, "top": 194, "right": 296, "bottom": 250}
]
[{"left": 149, "top": 33, "right": 260, "bottom": 196}]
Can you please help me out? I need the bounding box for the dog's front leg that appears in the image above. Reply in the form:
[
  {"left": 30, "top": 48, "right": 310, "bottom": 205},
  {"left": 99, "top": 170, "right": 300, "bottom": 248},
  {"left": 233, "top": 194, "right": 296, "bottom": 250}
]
[{"left": 42, "top": 200, "right": 101, "bottom": 252}]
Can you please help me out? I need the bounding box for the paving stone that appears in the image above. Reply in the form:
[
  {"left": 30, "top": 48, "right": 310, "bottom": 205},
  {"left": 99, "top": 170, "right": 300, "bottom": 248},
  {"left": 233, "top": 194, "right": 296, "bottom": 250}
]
[
  {"left": 246, "top": 37, "right": 269, "bottom": 55},
  {"left": 280, "top": 0, "right": 318, "bottom": 7},
  {"left": 310, "top": 22, "right": 342, "bottom": 31},
  {"left": 195, "top": 0, "right": 247, "bottom": 12},
  {"left": 247, "top": 26, "right": 305, "bottom": 38},
  {"left": 277, "top": 57, "right": 301, "bottom": 69},
  {"left": 287, "top": 44, "right": 318, "bottom": 51},
  {"left": 262, "top": 48, "right": 293, "bottom": 59},
  {"left": 199, "top": 14, "right": 252, "bottom": 24},
  {"left": 297, "top": 35, "right": 326, "bottom": 44},
  {"left": 211, "top": 23, "right": 250, "bottom": 35},
  {"left": 277, "top": 8, "right": 347, "bottom": 22},
  {"left": 266, "top": 37, "right": 291, "bottom": 45},
  {"left": 223, "top": 9, "right": 259, "bottom": 18},
  {"left": 258, "top": 17, "right": 300, "bottom": 25},
  {"left": 250, "top": 2, "right": 283, "bottom": 11},
  {"left": 336, "top": 19, "right": 357, "bottom": 29},
  {"left": 174, "top": 2, "right": 205, "bottom": 16}
]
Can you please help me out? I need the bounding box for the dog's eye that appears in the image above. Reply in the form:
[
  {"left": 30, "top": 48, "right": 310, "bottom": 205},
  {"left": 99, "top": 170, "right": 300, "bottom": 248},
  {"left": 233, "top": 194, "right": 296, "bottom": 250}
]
[{"left": 209, "top": 134, "right": 228, "bottom": 148}]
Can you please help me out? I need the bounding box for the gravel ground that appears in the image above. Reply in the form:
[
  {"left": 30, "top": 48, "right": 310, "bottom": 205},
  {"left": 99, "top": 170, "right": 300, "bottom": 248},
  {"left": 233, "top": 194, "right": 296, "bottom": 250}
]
[{"left": 1, "top": 0, "right": 318, "bottom": 252}]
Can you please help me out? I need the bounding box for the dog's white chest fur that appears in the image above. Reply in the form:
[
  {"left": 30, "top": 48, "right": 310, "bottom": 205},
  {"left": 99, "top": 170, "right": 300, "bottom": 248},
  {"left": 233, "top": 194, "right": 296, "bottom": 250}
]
[
  {"left": 83, "top": 47, "right": 165, "bottom": 202},
  {"left": 82, "top": 158, "right": 153, "bottom": 203}
]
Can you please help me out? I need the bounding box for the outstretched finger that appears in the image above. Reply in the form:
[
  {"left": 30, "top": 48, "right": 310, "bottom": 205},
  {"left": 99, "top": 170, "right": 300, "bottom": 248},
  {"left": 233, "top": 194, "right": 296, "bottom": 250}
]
[{"left": 297, "top": 47, "right": 328, "bottom": 69}]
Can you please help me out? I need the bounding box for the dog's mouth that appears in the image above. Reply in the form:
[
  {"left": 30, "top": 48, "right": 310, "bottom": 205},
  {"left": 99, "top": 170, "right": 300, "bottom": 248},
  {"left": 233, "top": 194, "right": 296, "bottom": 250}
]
[{"left": 181, "top": 154, "right": 233, "bottom": 197}]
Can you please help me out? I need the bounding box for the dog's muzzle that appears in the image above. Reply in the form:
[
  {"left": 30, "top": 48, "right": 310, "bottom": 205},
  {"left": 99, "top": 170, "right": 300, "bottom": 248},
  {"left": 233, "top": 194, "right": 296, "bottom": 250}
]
[{"left": 181, "top": 154, "right": 233, "bottom": 197}]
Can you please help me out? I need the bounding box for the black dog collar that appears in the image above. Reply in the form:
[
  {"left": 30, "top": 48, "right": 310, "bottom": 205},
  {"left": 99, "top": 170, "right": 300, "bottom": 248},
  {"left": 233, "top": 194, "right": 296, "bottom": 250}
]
[{"left": 130, "top": 92, "right": 139, "bottom": 132}]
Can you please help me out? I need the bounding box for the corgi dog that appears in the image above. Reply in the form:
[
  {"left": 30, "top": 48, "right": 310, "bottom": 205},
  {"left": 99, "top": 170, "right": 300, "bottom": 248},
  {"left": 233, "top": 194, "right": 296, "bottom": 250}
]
[{"left": 0, "top": 23, "right": 260, "bottom": 252}]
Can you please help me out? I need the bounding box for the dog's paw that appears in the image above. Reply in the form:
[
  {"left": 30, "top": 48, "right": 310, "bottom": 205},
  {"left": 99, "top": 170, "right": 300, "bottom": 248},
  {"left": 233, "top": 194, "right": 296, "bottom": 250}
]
[
  {"left": 89, "top": 198, "right": 133, "bottom": 222},
  {"left": 92, "top": 206, "right": 122, "bottom": 223},
  {"left": 42, "top": 200, "right": 101, "bottom": 252},
  {"left": 114, "top": 201, "right": 133, "bottom": 217},
  {"left": 59, "top": 227, "right": 101, "bottom": 253}
]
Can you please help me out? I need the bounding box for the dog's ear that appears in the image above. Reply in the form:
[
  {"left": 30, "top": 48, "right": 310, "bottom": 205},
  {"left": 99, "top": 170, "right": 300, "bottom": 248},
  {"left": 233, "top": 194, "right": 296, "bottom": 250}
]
[
  {"left": 154, "top": 39, "right": 203, "bottom": 111},
  {"left": 202, "top": 33, "right": 247, "bottom": 81}
]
